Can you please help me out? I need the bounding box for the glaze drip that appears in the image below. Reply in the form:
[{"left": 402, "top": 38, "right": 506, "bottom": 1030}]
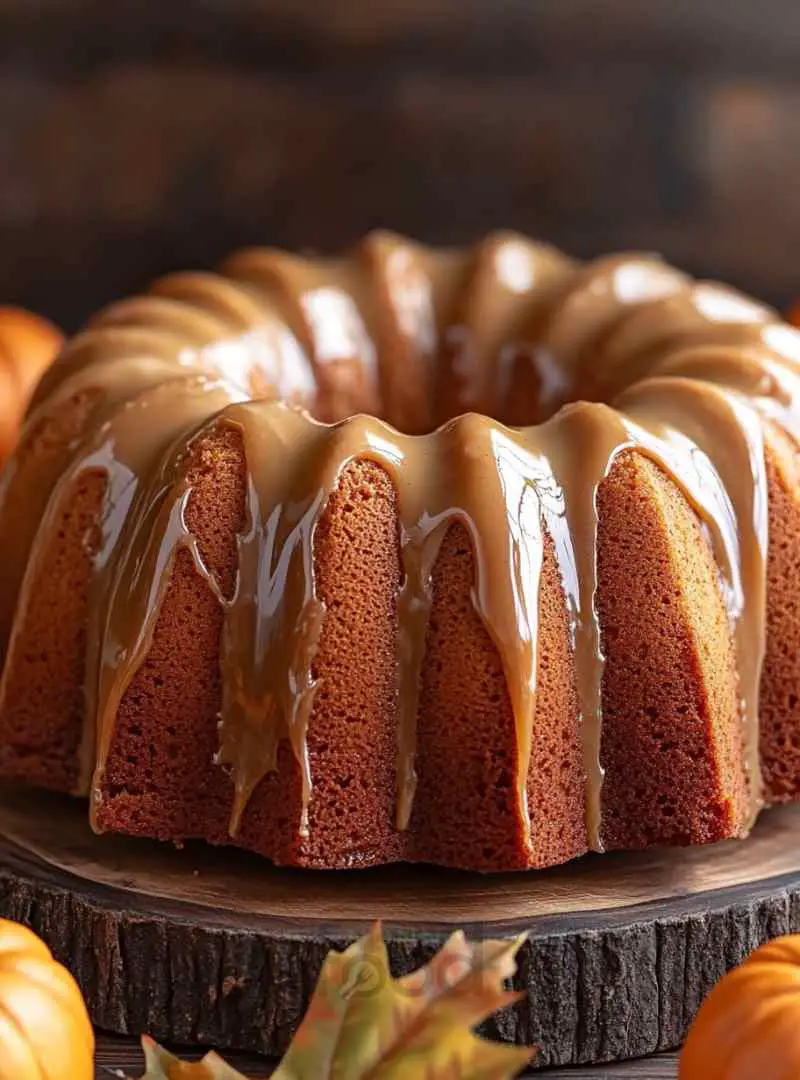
[
  {"left": 212, "top": 408, "right": 550, "bottom": 846},
  {"left": 6, "top": 231, "right": 800, "bottom": 855},
  {"left": 215, "top": 405, "right": 329, "bottom": 838}
]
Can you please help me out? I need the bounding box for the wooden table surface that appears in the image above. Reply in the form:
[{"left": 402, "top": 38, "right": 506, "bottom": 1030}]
[{"left": 94, "top": 1033, "right": 678, "bottom": 1077}]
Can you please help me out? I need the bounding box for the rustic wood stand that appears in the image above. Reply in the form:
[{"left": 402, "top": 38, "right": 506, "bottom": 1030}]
[{"left": 0, "top": 788, "right": 797, "bottom": 1070}]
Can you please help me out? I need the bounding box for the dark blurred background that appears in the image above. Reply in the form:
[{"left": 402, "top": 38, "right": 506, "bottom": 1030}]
[{"left": 2, "top": 0, "right": 799, "bottom": 329}]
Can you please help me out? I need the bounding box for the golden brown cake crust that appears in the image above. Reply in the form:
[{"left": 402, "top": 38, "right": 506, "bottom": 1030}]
[
  {"left": 0, "top": 471, "right": 103, "bottom": 792},
  {"left": 758, "top": 427, "right": 800, "bottom": 802},
  {"left": 241, "top": 459, "right": 404, "bottom": 867},
  {"left": 597, "top": 453, "right": 747, "bottom": 850},
  {"left": 95, "top": 427, "right": 246, "bottom": 843}
]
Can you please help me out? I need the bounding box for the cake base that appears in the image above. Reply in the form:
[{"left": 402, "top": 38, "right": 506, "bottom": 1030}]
[{"left": 0, "top": 788, "right": 798, "bottom": 1069}]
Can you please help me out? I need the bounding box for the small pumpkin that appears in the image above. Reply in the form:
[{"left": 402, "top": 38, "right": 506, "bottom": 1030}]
[
  {"left": 0, "top": 306, "right": 63, "bottom": 464},
  {"left": 0, "top": 917, "right": 94, "bottom": 1080},
  {"left": 680, "top": 934, "right": 800, "bottom": 1080}
]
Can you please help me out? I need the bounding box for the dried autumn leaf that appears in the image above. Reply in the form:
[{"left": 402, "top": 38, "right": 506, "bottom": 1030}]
[{"left": 136, "top": 924, "right": 534, "bottom": 1080}]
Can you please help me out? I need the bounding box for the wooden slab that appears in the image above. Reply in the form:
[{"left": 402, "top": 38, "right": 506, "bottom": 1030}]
[
  {"left": 94, "top": 1031, "right": 679, "bottom": 1078},
  {"left": 0, "top": 788, "right": 798, "bottom": 1070}
]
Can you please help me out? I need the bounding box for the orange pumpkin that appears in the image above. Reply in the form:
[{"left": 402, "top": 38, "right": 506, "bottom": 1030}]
[
  {"left": 0, "top": 306, "right": 63, "bottom": 465},
  {"left": 680, "top": 934, "right": 800, "bottom": 1080},
  {"left": 0, "top": 918, "right": 93, "bottom": 1079}
]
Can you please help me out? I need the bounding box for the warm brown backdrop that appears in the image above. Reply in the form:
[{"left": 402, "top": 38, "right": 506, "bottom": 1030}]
[{"left": 1, "top": 0, "right": 799, "bottom": 328}]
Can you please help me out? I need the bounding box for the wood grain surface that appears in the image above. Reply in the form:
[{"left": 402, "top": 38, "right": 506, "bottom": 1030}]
[
  {"left": 94, "top": 1031, "right": 679, "bottom": 1078},
  {"left": 0, "top": 788, "right": 796, "bottom": 1069},
  {"left": 2, "top": 788, "right": 800, "bottom": 925}
]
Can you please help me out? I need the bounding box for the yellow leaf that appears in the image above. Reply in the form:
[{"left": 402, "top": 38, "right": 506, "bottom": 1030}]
[
  {"left": 273, "top": 923, "right": 533, "bottom": 1080},
  {"left": 135, "top": 925, "right": 534, "bottom": 1080}
]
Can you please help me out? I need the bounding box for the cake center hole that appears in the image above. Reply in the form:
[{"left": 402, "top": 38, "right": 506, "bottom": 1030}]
[{"left": 382, "top": 341, "right": 604, "bottom": 434}]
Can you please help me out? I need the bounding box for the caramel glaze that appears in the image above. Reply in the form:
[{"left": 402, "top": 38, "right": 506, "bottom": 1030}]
[{"left": 6, "top": 229, "right": 800, "bottom": 856}]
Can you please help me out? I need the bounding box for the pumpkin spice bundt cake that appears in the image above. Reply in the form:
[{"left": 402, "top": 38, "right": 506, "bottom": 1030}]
[{"left": 0, "top": 231, "right": 799, "bottom": 871}]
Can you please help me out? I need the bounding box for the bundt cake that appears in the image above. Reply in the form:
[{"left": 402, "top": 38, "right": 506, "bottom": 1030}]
[
  {"left": 1, "top": 231, "right": 800, "bottom": 871},
  {"left": 0, "top": 307, "right": 63, "bottom": 467}
]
